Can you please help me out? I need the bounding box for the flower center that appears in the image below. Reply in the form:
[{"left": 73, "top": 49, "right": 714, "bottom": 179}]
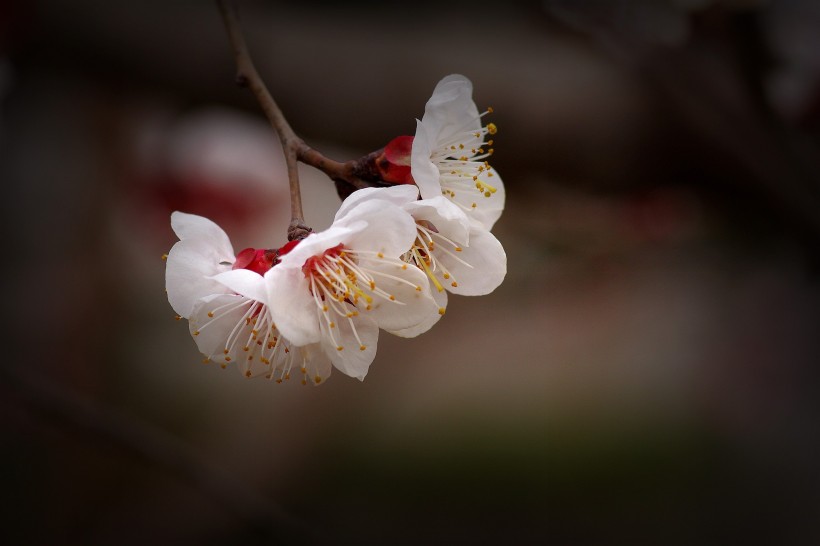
[
  {"left": 404, "top": 221, "right": 470, "bottom": 299},
  {"left": 302, "top": 244, "right": 422, "bottom": 352}
]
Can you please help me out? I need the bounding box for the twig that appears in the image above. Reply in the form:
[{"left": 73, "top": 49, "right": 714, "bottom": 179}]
[{"left": 216, "top": 0, "right": 369, "bottom": 239}]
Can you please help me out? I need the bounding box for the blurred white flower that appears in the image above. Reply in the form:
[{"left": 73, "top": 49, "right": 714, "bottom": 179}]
[
  {"left": 411, "top": 74, "right": 505, "bottom": 230},
  {"left": 266, "top": 193, "right": 439, "bottom": 380},
  {"left": 165, "top": 212, "right": 331, "bottom": 385}
]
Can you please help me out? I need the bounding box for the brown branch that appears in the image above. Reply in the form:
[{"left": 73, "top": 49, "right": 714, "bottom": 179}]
[{"left": 216, "top": 0, "right": 372, "bottom": 239}]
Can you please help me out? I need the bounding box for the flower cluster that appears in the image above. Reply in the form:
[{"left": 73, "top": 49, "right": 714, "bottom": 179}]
[{"left": 165, "top": 74, "right": 506, "bottom": 385}]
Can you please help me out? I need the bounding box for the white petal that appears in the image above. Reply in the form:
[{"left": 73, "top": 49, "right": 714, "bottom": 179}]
[
  {"left": 295, "top": 343, "right": 333, "bottom": 385},
  {"left": 265, "top": 264, "right": 321, "bottom": 346},
  {"left": 334, "top": 185, "right": 419, "bottom": 223},
  {"left": 166, "top": 238, "right": 234, "bottom": 318},
  {"left": 404, "top": 196, "right": 470, "bottom": 245},
  {"left": 171, "top": 212, "right": 234, "bottom": 255},
  {"left": 387, "top": 284, "right": 447, "bottom": 338},
  {"left": 322, "top": 314, "right": 379, "bottom": 381},
  {"left": 211, "top": 269, "right": 267, "bottom": 302},
  {"left": 411, "top": 119, "right": 444, "bottom": 201},
  {"left": 188, "top": 293, "right": 254, "bottom": 361},
  {"left": 357, "top": 258, "right": 439, "bottom": 335},
  {"left": 443, "top": 170, "right": 505, "bottom": 231},
  {"left": 342, "top": 200, "right": 418, "bottom": 257},
  {"left": 422, "top": 75, "right": 483, "bottom": 152},
  {"left": 438, "top": 225, "right": 506, "bottom": 296}
]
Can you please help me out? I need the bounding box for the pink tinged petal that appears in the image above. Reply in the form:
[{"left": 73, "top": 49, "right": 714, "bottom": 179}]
[
  {"left": 358, "top": 260, "right": 440, "bottom": 335},
  {"left": 211, "top": 269, "right": 267, "bottom": 302},
  {"left": 334, "top": 185, "right": 419, "bottom": 223},
  {"left": 166, "top": 238, "right": 234, "bottom": 318},
  {"left": 387, "top": 284, "right": 447, "bottom": 338},
  {"left": 265, "top": 265, "right": 321, "bottom": 346},
  {"left": 171, "top": 212, "right": 234, "bottom": 255},
  {"left": 322, "top": 314, "right": 379, "bottom": 381},
  {"left": 438, "top": 225, "right": 506, "bottom": 296}
]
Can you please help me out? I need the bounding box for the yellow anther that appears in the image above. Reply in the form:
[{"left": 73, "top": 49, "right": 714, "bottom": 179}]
[
  {"left": 220, "top": 363, "right": 227, "bottom": 369},
  {"left": 322, "top": 305, "right": 328, "bottom": 312},
  {"left": 487, "top": 123, "right": 497, "bottom": 134},
  {"left": 401, "top": 264, "right": 408, "bottom": 270},
  {"left": 415, "top": 286, "right": 422, "bottom": 292},
  {"left": 329, "top": 322, "right": 335, "bottom": 328},
  {"left": 443, "top": 273, "right": 450, "bottom": 279},
  {"left": 276, "top": 378, "right": 283, "bottom": 384},
  {"left": 207, "top": 312, "right": 214, "bottom": 318},
  {"left": 459, "top": 143, "right": 464, "bottom": 149},
  {"left": 337, "top": 346, "right": 344, "bottom": 351},
  {"left": 223, "top": 349, "right": 229, "bottom": 354},
  {"left": 243, "top": 346, "right": 249, "bottom": 352},
  {"left": 439, "top": 307, "right": 446, "bottom": 315},
  {"left": 377, "top": 252, "right": 384, "bottom": 258},
  {"left": 202, "top": 358, "right": 210, "bottom": 364},
  {"left": 451, "top": 281, "right": 458, "bottom": 287},
  {"left": 225, "top": 356, "right": 232, "bottom": 362},
  {"left": 245, "top": 370, "right": 252, "bottom": 377},
  {"left": 174, "top": 315, "right": 181, "bottom": 321},
  {"left": 314, "top": 376, "right": 322, "bottom": 384},
  {"left": 455, "top": 247, "right": 463, "bottom": 252},
  {"left": 360, "top": 345, "right": 366, "bottom": 351},
  {"left": 193, "top": 330, "right": 200, "bottom": 336},
  {"left": 389, "top": 295, "right": 396, "bottom": 301},
  {"left": 485, "top": 191, "right": 491, "bottom": 197},
  {"left": 487, "top": 106, "right": 494, "bottom": 113},
  {"left": 161, "top": 254, "right": 168, "bottom": 261}
]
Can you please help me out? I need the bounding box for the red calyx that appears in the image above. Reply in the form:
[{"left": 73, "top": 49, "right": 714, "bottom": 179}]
[
  {"left": 376, "top": 135, "right": 415, "bottom": 185},
  {"left": 233, "top": 247, "right": 277, "bottom": 275}
]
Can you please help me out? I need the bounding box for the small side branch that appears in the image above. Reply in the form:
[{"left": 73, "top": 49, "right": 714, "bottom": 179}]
[{"left": 217, "top": 0, "right": 373, "bottom": 238}]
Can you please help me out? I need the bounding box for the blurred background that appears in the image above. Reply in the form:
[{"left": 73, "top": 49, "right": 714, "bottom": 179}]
[{"left": 2, "top": 0, "right": 820, "bottom": 544}]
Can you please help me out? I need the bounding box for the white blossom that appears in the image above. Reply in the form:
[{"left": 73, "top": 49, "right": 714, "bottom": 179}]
[
  {"left": 265, "top": 193, "right": 439, "bottom": 380},
  {"left": 165, "top": 212, "right": 331, "bottom": 385},
  {"left": 411, "top": 74, "right": 505, "bottom": 230},
  {"left": 336, "top": 185, "right": 507, "bottom": 336}
]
